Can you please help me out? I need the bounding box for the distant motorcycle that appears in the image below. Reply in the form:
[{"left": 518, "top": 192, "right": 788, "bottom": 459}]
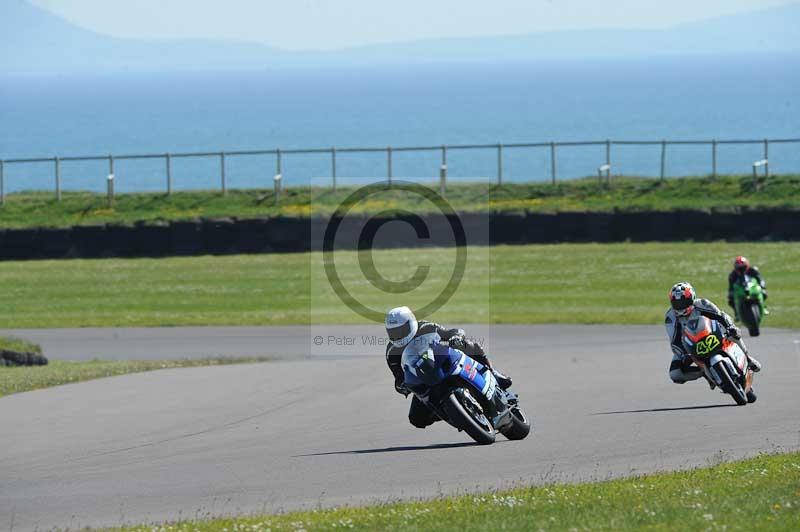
[
  {"left": 402, "top": 344, "right": 531, "bottom": 445},
  {"left": 682, "top": 316, "right": 756, "bottom": 406},
  {"left": 733, "top": 274, "right": 766, "bottom": 337}
]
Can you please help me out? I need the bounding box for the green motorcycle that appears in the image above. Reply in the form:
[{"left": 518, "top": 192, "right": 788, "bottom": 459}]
[{"left": 733, "top": 275, "right": 766, "bottom": 337}]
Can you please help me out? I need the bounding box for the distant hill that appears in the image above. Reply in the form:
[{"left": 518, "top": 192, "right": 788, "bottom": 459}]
[
  {"left": 2, "top": 0, "right": 799, "bottom": 75},
  {"left": 0, "top": 0, "right": 283, "bottom": 74}
]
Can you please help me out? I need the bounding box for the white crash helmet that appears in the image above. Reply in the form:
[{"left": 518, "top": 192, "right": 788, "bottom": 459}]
[{"left": 385, "top": 306, "right": 418, "bottom": 348}]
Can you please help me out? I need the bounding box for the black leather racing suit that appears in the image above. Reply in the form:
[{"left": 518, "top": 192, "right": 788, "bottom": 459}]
[{"left": 385, "top": 320, "right": 492, "bottom": 428}]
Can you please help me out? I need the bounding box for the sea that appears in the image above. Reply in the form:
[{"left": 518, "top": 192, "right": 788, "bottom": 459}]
[{"left": 1, "top": 53, "right": 799, "bottom": 194}]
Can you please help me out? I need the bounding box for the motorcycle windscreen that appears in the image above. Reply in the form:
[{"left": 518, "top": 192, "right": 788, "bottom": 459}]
[{"left": 403, "top": 344, "right": 459, "bottom": 387}]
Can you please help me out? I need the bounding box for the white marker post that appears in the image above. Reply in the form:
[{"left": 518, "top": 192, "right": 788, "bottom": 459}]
[{"left": 107, "top": 173, "right": 115, "bottom": 207}]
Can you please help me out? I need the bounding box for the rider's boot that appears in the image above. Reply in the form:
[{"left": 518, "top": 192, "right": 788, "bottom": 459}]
[
  {"left": 492, "top": 369, "right": 513, "bottom": 390},
  {"left": 747, "top": 354, "right": 762, "bottom": 373},
  {"left": 471, "top": 351, "right": 513, "bottom": 390}
]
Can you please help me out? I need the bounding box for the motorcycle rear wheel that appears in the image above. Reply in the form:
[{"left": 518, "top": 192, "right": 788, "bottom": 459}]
[
  {"left": 443, "top": 389, "right": 496, "bottom": 445},
  {"left": 713, "top": 361, "right": 748, "bottom": 406}
]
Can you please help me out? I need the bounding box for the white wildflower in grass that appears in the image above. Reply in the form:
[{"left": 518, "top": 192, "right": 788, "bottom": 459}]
[
  {"left": 490, "top": 495, "right": 523, "bottom": 508},
  {"left": 703, "top": 514, "right": 714, "bottom": 521}
]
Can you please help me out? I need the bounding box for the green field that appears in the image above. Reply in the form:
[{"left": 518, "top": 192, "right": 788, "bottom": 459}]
[
  {"left": 1, "top": 174, "right": 798, "bottom": 229},
  {"left": 0, "top": 358, "right": 269, "bottom": 398},
  {"left": 0, "top": 242, "right": 796, "bottom": 329},
  {"left": 113, "top": 452, "right": 799, "bottom": 531}
]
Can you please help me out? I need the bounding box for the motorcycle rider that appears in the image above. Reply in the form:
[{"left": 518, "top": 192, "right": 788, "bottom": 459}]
[
  {"left": 665, "top": 281, "right": 762, "bottom": 386},
  {"left": 385, "top": 306, "right": 512, "bottom": 429},
  {"left": 727, "top": 256, "right": 768, "bottom": 320}
]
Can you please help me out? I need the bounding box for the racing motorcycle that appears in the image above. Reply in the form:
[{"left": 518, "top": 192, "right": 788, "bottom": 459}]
[
  {"left": 733, "top": 274, "right": 766, "bottom": 337},
  {"left": 402, "top": 343, "right": 531, "bottom": 445},
  {"left": 682, "top": 316, "right": 756, "bottom": 406}
]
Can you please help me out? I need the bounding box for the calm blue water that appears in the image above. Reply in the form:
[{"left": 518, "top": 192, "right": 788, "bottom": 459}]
[{"left": 1, "top": 54, "right": 799, "bottom": 193}]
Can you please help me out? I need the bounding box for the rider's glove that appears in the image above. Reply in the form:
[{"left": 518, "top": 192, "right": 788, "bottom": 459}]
[
  {"left": 448, "top": 336, "right": 466, "bottom": 351},
  {"left": 394, "top": 377, "right": 410, "bottom": 397},
  {"left": 727, "top": 325, "right": 742, "bottom": 340}
]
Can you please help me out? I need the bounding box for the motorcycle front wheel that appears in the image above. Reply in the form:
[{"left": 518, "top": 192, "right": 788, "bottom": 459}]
[
  {"left": 741, "top": 302, "right": 760, "bottom": 337},
  {"left": 748, "top": 303, "right": 761, "bottom": 337},
  {"left": 443, "top": 389, "right": 496, "bottom": 445},
  {"left": 713, "top": 361, "right": 748, "bottom": 406},
  {"left": 499, "top": 406, "right": 531, "bottom": 441}
]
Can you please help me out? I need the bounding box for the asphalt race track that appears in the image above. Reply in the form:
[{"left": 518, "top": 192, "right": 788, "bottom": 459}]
[{"left": 1, "top": 325, "right": 799, "bottom": 530}]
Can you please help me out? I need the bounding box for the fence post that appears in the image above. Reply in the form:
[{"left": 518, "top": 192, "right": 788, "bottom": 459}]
[
  {"left": 660, "top": 141, "right": 666, "bottom": 180},
  {"left": 54, "top": 157, "right": 61, "bottom": 200},
  {"left": 0, "top": 160, "right": 4, "bottom": 205},
  {"left": 108, "top": 155, "right": 114, "bottom": 176},
  {"left": 550, "top": 142, "right": 557, "bottom": 184},
  {"left": 276, "top": 149, "right": 282, "bottom": 179},
  {"left": 497, "top": 144, "right": 503, "bottom": 185},
  {"left": 440, "top": 164, "right": 447, "bottom": 197},
  {"left": 441, "top": 145, "right": 447, "bottom": 167},
  {"left": 387, "top": 146, "right": 393, "bottom": 184},
  {"left": 763, "top": 139, "right": 769, "bottom": 178},
  {"left": 711, "top": 140, "right": 717, "bottom": 178},
  {"left": 219, "top": 152, "right": 227, "bottom": 195},
  {"left": 331, "top": 147, "right": 337, "bottom": 191},
  {"left": 165, "top": 153, "right": 172, "bottom": 195},
  {"left": 605, "top": 139, "right": 611, "bottom": 175}
]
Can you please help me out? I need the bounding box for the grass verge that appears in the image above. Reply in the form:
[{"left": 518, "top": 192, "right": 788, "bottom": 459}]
[
  {"left": 0, "top": 242, "right": 797, "bottom": 329},
  {"left": 112, "top": 452, "right": 800, "bottom": 531},
  {"left": 1, "top": 174, "right": 798, "bottom": 228},
  {"left": 0, "top": 357, "right": 269, "bottom": 398},
  {"left": 0, "top": 335, "right": 42, "bottom": 354}
]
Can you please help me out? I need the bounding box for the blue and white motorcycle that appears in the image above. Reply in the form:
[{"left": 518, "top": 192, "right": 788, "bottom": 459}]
[{"left": 402, "top": 342, "right": 531, "bottom": 445}]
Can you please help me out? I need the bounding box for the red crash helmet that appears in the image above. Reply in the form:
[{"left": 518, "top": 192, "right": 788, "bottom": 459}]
[
  {"left": 669, "top": 282, "right": 696, "bottom": 317},
  {"left": 734, "top": 256, "right": 750, "bottom": 272}
]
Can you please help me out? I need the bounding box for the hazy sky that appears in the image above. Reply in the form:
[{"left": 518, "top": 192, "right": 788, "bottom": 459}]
[{"left": 29, "top": 0, "right": 796, "bottom": 50}]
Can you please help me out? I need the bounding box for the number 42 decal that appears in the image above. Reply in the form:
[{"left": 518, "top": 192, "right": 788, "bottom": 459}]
[{"left": 695, "top": 334, "right": 721, "bottom": 356}]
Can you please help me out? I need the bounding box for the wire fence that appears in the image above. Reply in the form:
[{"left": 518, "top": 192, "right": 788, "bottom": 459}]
[{"left": 1, "top": 137, "right": 798, "bottom": 202}]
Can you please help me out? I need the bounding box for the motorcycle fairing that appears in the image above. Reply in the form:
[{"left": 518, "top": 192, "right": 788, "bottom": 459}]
[
  {"left": 450, "top": 351, "right": 497, "bottom": 400},
  {"left": 403, "top": 343, "right": 496, "bottom": 400},
  {"left": 683, "top": 317, "right": 749, "bottom": 386}
]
